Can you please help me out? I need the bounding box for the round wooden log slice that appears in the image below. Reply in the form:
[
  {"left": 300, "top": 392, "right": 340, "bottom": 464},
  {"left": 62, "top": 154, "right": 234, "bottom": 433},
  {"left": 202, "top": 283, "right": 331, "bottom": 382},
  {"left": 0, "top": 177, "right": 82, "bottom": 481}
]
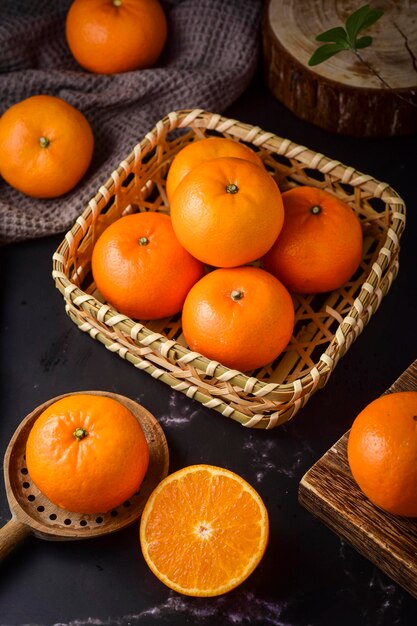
[{"left": 262, "top": 0, "right": 417, "bottom": 137}]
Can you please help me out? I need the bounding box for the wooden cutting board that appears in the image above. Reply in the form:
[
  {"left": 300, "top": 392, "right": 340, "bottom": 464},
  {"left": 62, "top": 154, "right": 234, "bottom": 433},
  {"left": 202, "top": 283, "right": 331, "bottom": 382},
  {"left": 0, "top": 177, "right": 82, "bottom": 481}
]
[{"left": 299, "top": 360, "right": 417, "bottom": 598}]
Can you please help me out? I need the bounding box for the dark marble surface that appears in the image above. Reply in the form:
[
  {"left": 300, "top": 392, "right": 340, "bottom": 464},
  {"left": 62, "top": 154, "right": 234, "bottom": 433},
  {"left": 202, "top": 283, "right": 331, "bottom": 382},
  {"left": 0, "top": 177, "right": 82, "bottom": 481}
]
[{"left": 1, "top": 65, "right": 417, "bottom": 625}]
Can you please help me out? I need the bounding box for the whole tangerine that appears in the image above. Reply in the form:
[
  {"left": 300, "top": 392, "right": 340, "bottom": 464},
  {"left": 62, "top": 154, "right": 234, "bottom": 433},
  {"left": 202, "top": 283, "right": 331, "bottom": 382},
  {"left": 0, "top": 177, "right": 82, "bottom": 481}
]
[
  {"left": 66, "top": 0, "right": 168, "bottom": 74},
  {"left": 262, "top": 186, "right": 363, "bottom": 293},
  {"left": 181, "top": 266, "right": 294, "bottom": 372},
  {"left": 91, "top": 212, "right": 205, "bottom": 320},
  {"left": 0, "top": 95, "right": 94, "bottom": 198},
  {"left": 26, "top": 394, "right": 149, "bottom": 514},
  {"left": 166, "top": 137, "right": 264, "bottom": 202},
  {"left": 347, "top": 391, "right": 417, "bottom": 517},
  {"left": 170, "top": 157, "right": 284, "bottom": 268}
]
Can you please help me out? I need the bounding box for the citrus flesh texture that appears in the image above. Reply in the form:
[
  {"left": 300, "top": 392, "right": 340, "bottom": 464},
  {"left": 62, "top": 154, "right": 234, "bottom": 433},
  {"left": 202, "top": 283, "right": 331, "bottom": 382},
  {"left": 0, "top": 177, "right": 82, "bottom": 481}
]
[{"left": 140, "top": 464, "right": 269, "bottom": 596}]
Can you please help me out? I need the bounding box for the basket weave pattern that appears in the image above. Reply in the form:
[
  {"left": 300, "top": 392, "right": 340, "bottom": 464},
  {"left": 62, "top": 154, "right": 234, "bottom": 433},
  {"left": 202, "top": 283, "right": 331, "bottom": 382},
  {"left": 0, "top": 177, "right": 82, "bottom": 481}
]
[{"left": 53, "top": 110, "right": 406, "bottom": 428}]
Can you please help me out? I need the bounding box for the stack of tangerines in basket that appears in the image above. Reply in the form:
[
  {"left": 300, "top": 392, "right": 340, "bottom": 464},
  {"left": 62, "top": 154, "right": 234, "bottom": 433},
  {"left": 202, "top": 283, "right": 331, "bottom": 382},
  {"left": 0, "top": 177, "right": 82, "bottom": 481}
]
[{"left": 92, "top": 136, "right": 364, "bottom": 373}]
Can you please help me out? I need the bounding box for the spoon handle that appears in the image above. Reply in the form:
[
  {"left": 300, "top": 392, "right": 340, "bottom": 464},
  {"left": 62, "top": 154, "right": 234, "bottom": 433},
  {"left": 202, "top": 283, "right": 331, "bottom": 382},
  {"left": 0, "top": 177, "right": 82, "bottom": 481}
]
[{"left": 0, "top": 517, "right": 30, "bottom": 559}]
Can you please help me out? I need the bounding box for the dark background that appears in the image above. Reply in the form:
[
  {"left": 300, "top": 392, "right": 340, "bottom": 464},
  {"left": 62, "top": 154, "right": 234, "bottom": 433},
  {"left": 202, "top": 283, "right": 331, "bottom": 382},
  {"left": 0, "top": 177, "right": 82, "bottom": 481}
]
[{"left": 1, "top": 62, "right": 417, "bottom": 624}]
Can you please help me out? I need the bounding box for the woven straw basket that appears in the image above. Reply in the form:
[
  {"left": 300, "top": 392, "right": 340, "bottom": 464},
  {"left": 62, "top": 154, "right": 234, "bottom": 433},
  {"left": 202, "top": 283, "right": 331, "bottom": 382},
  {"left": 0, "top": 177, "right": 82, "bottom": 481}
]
[{"left": 53, "top": 109, "right": 406, "bottom": 429}]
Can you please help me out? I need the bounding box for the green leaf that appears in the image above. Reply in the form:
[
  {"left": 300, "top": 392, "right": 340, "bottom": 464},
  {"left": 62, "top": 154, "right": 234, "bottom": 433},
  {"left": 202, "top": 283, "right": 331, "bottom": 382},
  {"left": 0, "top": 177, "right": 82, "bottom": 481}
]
[
  {"left": 309, "top": 4, "right": 384, "bottom": 68},
  {"left": 345, "top": 5, "right": 372, "bottom": 43},
  {"left": 315, "top": 26, "right": 348, "bottom": 44},
  {"left": 345, "top": 5, "right": 384, "bottom": 44},
  {"left": 356, "top": 8, "right": 384, "bottom": 33},
  {"left": 308, "top": 43, "right": 350, "bottom": 67},
  {"left": 355, "top": 35, "right": 373, "bottom": 49}
]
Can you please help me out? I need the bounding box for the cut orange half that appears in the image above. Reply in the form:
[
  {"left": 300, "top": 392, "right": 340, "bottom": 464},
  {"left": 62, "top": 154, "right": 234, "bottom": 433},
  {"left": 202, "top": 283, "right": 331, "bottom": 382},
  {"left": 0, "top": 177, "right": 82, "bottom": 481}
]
[{"left": 139, "top": 464, "right": 269, "bottom": 597}]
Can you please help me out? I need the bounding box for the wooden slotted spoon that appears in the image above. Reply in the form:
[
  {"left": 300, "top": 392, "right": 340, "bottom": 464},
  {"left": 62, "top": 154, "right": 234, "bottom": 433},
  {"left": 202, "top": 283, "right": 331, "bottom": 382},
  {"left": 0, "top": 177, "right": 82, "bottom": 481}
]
[{"left": 0, "top": 390, "right": 169, "bottom": 559}]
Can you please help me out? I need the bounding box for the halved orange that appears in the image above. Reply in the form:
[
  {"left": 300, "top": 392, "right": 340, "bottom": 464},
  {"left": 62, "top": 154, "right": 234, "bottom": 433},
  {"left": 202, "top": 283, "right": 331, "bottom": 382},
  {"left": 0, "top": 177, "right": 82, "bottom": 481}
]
[{"left": 139, "top": 464, "right": 269, "bottom": 597}]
